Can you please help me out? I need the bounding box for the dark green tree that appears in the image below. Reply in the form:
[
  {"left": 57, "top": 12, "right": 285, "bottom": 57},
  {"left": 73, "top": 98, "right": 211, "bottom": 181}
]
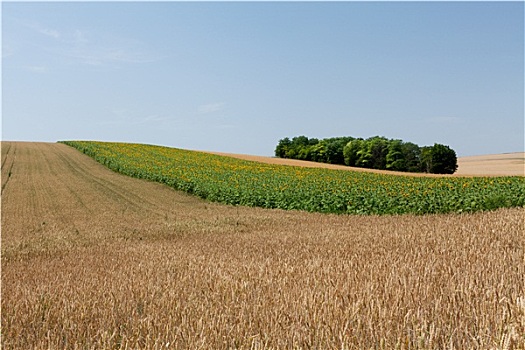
[
  {"left": 291, "top": 135, "right": 309, "bottom": 146},
  {"left": 293, "top": 136, "right": 318, "bottom": 161},
  {"left": 428, "top": 143, "right": 458, "bottom": 174},
  {"left": 324, "top": 137, "right": 354, "bottom": 165},
  {"left": 276, "top": 135, "right": 457, "bottom": 174},
  {"left": 275, "top": 137, "right": 291, "bottom": 158},
  {"left": 401, "top": 142, "right": 421, "bottom": 172},
  {"left": 367, "top": 136, "right": 389, "bottom": 170}
]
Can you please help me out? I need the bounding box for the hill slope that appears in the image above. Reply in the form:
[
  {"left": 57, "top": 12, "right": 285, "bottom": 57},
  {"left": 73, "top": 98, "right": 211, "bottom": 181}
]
[
  {"left": 204, "top": 151, "right": 525, "bottom": 177},
  {"left": 455, "top": 152, "right": 525, "bottom": 176}
]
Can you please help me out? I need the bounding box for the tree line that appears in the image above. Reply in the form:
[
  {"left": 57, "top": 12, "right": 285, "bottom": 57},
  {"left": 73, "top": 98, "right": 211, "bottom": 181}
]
[{"left": 274, "top": 135, "right": 458, "bottom": 174}]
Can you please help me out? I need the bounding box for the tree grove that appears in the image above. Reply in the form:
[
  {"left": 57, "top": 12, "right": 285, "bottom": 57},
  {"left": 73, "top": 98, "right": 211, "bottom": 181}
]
[{"left": 274, "top": 135, "right": 458, "bottom": 174}]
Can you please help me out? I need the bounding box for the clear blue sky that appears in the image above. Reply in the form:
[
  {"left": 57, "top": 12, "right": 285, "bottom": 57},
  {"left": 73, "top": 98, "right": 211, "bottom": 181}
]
[{"left": 2, "top": 1, "right": 524, "bottom": 157}]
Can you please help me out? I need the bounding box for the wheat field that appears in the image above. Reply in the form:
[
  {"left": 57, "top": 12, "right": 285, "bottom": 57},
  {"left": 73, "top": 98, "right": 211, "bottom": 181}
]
[{"left": 1, "top": 142, "right": 524, "bottom": 349}]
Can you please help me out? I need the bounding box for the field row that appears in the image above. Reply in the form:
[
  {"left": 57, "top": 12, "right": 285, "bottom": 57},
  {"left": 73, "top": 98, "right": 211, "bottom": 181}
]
[
  {"left": 3, "top": 142, "right": 524, "bottom": 348},
  {"left": 61, "top": 141, "right": 525, "bottom": 215}
]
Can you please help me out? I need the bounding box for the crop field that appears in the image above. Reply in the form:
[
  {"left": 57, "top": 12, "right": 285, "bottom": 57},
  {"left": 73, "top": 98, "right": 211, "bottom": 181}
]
[
  {"left": 61, "top": 141, "right": 525, "bottom": 215},
  {"left": 205, "top": 151, "right": 525, "bottom": 177},
  {"left": 2, "top": 142, "right": 524, "bottom": 349}
]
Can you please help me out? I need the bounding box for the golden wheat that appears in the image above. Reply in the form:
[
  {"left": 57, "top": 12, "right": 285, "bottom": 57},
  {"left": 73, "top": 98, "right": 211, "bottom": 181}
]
[{"left": 1, "top": 142, "right": 524, "bottom": 349}]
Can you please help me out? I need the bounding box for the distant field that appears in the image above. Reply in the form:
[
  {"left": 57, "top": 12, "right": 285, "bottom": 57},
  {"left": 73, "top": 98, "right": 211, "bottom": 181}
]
[
  {"left": 455, "top": 152, "right": 525, "bottom": 176},
  {"left": 2, "top": 142, "right": 524, "bottom": 349},
  {"left": 206, "top": 151, "right": 525, "bottom": 177}
]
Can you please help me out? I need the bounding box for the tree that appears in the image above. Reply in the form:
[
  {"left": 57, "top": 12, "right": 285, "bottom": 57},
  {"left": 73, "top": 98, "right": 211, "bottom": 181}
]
[
  {"left": 310, "top": 141, "right": 328, "bottom": 163},
  {"left": 401, "top": 142, "right": 421, "bottom": 172},
  {"left": 275, "top": 137, "right": 291, "bottom": 158},
  {"left": 386, "top": 140, "right": 406, "bottom": 171},
  {"left": 297, "top": 146, "right": 313, "bottom": 161},
  {"left": 420, "top": 146, "right": 432, "bottom": 173},
  {"left": 325, "top": 137, "right": 354, "bottom": 165},
  {"left": 367, "top": 136, "right": 389, "bottom": 170},
  {"left": 290, "top": 136, "right": 318, "bottom": 161},
  {"left": 276, "top": 135, "right": 457, "bottom": 174},
  {"left": 428, "top": 143, "right": 458, "bottom": 174},
  {"left": 343, "top": 139, "right": 364, "bottom": 167}
]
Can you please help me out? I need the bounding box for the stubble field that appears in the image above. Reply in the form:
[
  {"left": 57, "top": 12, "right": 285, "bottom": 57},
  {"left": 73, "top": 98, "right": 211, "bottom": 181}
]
[{"left": 1, "top": 142, "right": 524, "bottom": 349}]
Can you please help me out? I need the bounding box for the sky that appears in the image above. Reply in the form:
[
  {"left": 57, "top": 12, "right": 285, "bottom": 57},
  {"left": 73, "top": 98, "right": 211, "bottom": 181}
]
[{"left": 2, "top": 1, "right": 524, "bottom": 157}]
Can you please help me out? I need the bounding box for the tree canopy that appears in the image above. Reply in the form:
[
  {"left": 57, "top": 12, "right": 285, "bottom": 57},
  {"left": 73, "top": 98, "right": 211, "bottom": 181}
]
[{"left": 275, "top": 135, "right": 458, "bottom": 174}]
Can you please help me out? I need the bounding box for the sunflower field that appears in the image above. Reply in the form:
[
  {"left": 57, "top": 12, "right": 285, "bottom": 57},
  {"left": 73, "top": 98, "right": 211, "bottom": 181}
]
[{"left": 61, "top": 141, "right": 525, "bottom": 215}]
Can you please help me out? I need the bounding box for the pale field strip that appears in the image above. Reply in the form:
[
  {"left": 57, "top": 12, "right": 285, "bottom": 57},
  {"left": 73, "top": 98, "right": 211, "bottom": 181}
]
[
  {"left": 204, "top": 151, "right": 525, "bottom": 177},
  {"left": 1, "top": 142, "right": 524, "bottom": 349},
  {"left": 454, "top": 153, "right": 525, "bottom": 176}
]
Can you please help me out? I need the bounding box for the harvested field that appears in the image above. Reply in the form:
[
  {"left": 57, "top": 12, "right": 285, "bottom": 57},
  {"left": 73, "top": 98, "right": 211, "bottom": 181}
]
[
  {"left": 205, "top": 151, "right": 525, "bottom": 177},
  {"left": 455, "top": 153, "right": 525, "bottom": 176},
  {"left": 2, "top": 142, "right": 524, "bottom": 349}
]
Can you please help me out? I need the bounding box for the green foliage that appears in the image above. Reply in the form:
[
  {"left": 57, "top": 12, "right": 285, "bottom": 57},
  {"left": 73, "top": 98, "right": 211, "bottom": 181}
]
[
  {"left": 324, "top": 137, "right": 354, "bottom": 165},
  {"left": 62, "top": 141, "right": 525, "bottom": 216},
  {"left": 274, "top": 137, "right": 291, "bottom": 158},
  {"left": 420, "top": 146, "right": 432, "bottom": 173},
  {"left": 275, "top": 136, "right": 353, "bottom": 164},
  {"left": 309, "top": 142, "right": 328, "bottom": 163},
  {"left": 401, "top": 142, "right": 421, "bottom": 172},
  {"left": 366, "top": 136, "right": 389, "bottom": 170},
  {"left": 428, "top": 143, "right": 458, "bottom": 174},
  {"left": 278, "top": 135, "right": 458, "bottom": 174},
  {"left": 386, "top": 140, "right": 406, "bottom": 171},
  {"left": 343, "top": 138, "right": 364, "bottom": 167}
]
